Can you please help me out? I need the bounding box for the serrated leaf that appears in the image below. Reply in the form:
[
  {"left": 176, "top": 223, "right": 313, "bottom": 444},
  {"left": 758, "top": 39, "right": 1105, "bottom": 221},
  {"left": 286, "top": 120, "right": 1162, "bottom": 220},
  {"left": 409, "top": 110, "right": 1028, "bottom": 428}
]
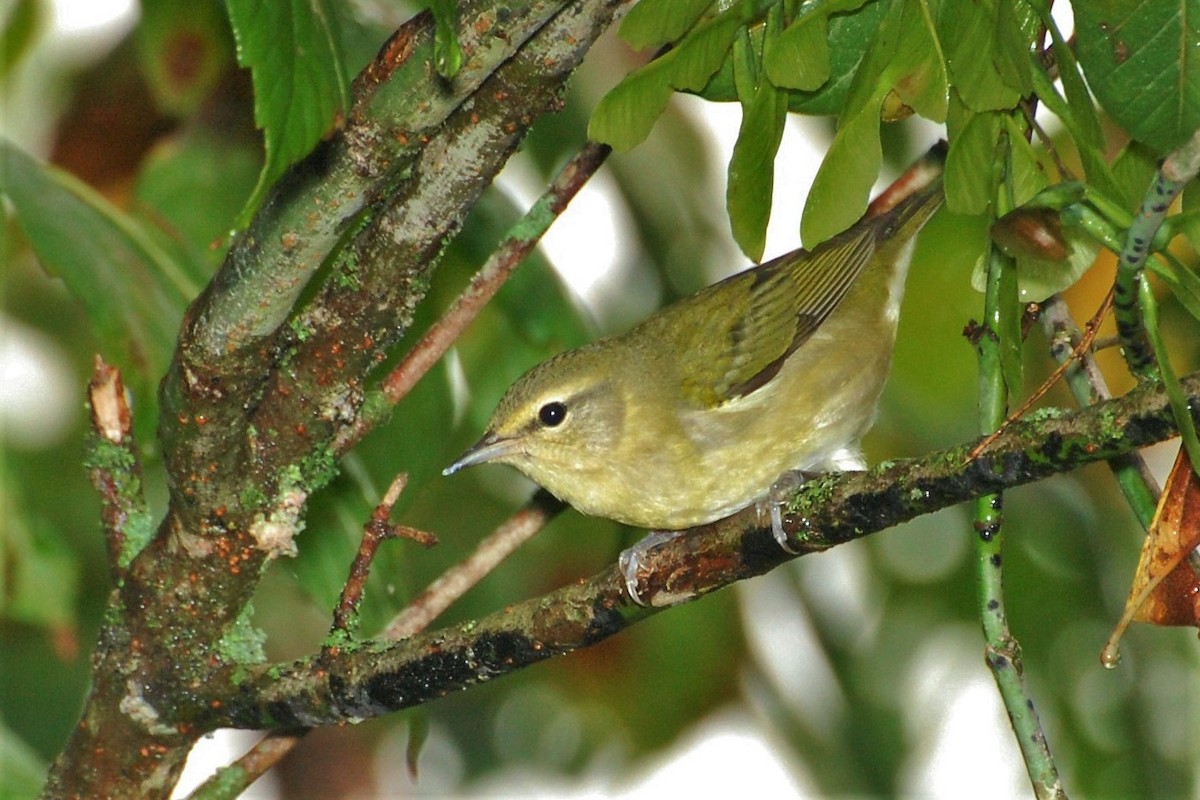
[
  {"left": 225, "top": 0, "right": 350, "bottom": 225},
  {"left": 136, "top": 0, "right": 231, "bottom": 116},
  {"left": 1075, "top": 0, "right": 1200, "bottom": 154},
  {"left": 0, "top": 141, "right": 194, "bottom": 385},
  {"left": 619, "top": 0, "right": 713, "bottom": 51},
  {"left": 939, "top": 0, "right": 1032, "bottom": 111},
  {"left": 728, "top": 75, "right": 788, "bottom": 261}
]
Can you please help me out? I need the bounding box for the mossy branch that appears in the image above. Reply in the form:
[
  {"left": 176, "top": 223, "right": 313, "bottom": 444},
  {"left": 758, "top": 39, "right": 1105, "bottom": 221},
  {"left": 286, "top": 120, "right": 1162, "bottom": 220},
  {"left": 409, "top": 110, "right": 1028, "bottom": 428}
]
[{"left": 187, "top": 369, "right": 1195, "bottom": 732}]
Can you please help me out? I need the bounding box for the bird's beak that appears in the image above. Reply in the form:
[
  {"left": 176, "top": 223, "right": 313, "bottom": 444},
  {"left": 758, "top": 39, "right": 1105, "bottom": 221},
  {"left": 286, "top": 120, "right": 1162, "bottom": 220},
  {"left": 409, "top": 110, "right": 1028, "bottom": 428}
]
[{"left": 442, "top": 432, "right": 517, "bottom": 476}]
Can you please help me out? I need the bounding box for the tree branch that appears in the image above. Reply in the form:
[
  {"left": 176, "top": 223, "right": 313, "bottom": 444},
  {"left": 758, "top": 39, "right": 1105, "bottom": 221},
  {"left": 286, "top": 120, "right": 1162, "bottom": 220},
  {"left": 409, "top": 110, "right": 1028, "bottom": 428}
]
[{"left": 191, "top": 370, "right": 1196, "bottom": 732}]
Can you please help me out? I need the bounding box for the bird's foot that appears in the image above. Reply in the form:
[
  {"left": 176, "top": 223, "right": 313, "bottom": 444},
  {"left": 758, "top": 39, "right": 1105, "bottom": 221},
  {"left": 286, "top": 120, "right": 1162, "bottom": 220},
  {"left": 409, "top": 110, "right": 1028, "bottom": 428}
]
[
  {"left": 757, "top": 470, "right": 808, "bottom": 554},
  {"left": 618, "top": 529, "right": 683, "bottom": 606}
]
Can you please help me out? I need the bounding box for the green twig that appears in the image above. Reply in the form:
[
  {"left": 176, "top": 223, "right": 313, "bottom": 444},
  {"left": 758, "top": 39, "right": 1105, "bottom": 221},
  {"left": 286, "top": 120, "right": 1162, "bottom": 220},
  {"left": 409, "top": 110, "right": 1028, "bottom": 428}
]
[
  {"left": 974, "top": 137, "right": 1065, "bottom": 799},
  {"left": 1038, "top": 295, "right": 1159, "bottom": 527},
  {"left": 1114, "top": 128, "right": 1200, "bottom": 377}
]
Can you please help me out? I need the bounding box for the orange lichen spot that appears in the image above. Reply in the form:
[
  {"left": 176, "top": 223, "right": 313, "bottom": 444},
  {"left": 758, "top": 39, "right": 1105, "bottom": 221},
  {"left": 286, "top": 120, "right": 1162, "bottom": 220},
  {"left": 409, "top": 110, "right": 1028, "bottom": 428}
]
[
  {"left": 195, "top": 414, "right": 208, "bottom": 426},
  {"left": 295, "top": 423, "right": 308, "bottom": 436},
  {"left": 281, "top": 231, "right": 300, "bottom": 250}
]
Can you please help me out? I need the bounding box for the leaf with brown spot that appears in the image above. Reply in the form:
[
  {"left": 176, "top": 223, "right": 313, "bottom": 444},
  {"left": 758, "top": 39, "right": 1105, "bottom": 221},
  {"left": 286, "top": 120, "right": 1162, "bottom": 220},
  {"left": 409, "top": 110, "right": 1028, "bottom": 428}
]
[{"left": 1103, "top": 447, "right": 1200, "bottom": 667}]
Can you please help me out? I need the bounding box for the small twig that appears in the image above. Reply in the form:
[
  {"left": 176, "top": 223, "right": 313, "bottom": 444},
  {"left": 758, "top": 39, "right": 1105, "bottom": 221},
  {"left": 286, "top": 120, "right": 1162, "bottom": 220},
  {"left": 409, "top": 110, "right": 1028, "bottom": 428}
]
[
  {"left": 334, "top": 140, "right": 612, "bottom": 455},
  {"left": 384, "top": 489, "right": 565, "bottom": 640},
  {"left": 1040, "top": 294, "right": 1161, "bottom": 503},
  {"left": 1114, "top": 128, "right": 1200, "bottom": 376},
  {"left": 184, "top": 730, "right": 305, "bottom": 800},
  {"left": 968, "top": 288, "right": 1114, "bottom": 461},
  {"left": 330, "top": 472, "right": 419, "bottom": 637},
  {"left": 85, "top": 355, "right": 152, "bottom": 580}
]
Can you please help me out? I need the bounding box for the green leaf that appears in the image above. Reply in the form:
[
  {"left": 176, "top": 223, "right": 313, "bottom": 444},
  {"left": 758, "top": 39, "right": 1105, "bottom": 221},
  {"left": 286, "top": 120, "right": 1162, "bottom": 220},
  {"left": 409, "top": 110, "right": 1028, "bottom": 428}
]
[
  {"left": 136, "top": 0, "right": 231, "bottom": 116},
  {"left": 727, "top": 68, "right": 788, "bottom": 260},
  {"left": 0, "top": 0, "right": 42, "bottom": 80},
  {"left": 763, "top": 0, "right": 869, "bottom": 91},
  {"left": 0, "top": 141, "right": 194, "bottom": 385},
  {"left": 784, "top": 0, "right": 890, "bottom": 115},
  {"left": 619, "top": 0, "right": 713, "bottom": 50},
  {"left": 0, "top": 719, "right": 46, "bottom": 799},
  {"left": 1147, "top": 253, "right": 1200, "bottom": 322},
  {"left": 939, "top": 0, "right": 1032, "bottom": 111},
  {"left": 225, "top": 0, "right": 350, "bottom": 225},
  {"left": 945, "top": 99, "right": 1002, "bottom": 215},
  {"left": 590, "top": 8, "right": 744, "bottom": 151},
  {"left": 1181, "top": 182, "right": 1200, "bottom": 251},
  {"left": 802, "top": 104, "right": 883, "bottom": 245},
  {"left": 134, "top": 125, "right": 262, "bottom": 273},
  {"left": 1075, "top": 0, "right": 1200, "bottom": 154},
  {"left": 1141, "top": 277, "right": 1200, "bottom": 470},
  {"left": 801, "top": 0, "right": 947, "bottom": 244},
  {"left": 1110, "top": 140, "right": 1159, "bottom": 209},
  {"left": 0, "top": 490, "right": 79, "bottom": 630}
]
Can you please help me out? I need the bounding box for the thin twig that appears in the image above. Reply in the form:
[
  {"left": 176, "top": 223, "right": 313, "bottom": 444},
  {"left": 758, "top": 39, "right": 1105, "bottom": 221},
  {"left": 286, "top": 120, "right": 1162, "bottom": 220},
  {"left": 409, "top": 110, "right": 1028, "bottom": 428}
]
[
  {"left": 85, "top": 356, "right": 151, "bottom": 581},
  {"left": 1114, "top": 128, "right": 1200, "bottom": 376},
  {"left": 329, "top": 472, "right": 418, "bottom": 637},
  {"left": 384, "top": 489, "right": 565, "bottom": 640},
  {"left": 968, "top": 288, "right": 1113, "bottom": 461},
  {"left": 974, "top": 140, "right": 1064, "bottom": 798},
  {"left": 185, "top": 731, "right": 305, "bottom": 800},
  {"left": 1039, "top": 294, "right": 1162, "bottom": 504}
]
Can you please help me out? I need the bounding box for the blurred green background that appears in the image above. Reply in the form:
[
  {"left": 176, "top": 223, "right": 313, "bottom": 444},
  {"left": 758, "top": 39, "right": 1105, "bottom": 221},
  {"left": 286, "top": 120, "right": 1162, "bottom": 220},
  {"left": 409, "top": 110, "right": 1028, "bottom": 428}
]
[{"left": 3, "top": 1, "right": 1199, "bottom": 798}]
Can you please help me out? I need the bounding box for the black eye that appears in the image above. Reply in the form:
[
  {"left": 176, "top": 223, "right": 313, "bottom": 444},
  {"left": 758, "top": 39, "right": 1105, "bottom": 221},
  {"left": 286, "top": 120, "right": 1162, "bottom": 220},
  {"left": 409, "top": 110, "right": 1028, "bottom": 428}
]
[{"left": 538, "top": 401, "right": 567, "bottom": 427}]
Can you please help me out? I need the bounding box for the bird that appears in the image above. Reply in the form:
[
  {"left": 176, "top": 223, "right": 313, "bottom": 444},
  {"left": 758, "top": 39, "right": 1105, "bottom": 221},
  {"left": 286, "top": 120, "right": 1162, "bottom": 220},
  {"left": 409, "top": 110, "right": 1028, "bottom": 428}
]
[{"left": 445, "top": 141, "right": 946, "bottom": 598}]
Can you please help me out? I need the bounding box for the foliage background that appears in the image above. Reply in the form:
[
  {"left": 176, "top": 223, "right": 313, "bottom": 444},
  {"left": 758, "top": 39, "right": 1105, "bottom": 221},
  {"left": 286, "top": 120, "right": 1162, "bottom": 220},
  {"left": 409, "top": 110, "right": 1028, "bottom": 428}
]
[{"left": 2, "top": 0, "right": 1199, "bottom": 797}]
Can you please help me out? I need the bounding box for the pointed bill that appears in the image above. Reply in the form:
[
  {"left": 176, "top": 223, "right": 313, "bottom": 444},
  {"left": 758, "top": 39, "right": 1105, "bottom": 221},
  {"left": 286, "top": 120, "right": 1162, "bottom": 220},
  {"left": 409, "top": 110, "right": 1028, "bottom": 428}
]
[{"left": 443, "top": 432, "right": 518, "bottom": 475}]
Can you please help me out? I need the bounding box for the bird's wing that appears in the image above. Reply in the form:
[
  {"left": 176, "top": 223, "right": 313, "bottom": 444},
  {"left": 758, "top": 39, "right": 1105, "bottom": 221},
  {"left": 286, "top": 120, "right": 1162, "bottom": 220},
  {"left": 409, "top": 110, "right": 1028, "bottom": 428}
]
[{"left": 673, "top": 225, "right": 877, "bottom": 409}]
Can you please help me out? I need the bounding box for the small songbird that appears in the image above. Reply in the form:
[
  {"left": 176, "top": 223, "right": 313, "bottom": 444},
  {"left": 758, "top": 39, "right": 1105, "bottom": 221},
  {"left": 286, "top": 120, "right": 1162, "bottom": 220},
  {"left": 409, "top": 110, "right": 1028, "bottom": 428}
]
[{"left": 446, "top": 142, "right": 946, "bottom": 556}]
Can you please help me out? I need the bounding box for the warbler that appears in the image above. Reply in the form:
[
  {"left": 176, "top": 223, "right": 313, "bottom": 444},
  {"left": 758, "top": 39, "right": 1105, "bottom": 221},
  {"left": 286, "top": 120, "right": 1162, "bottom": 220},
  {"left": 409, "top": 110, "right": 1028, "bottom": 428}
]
[{"left": 446, "top": 142, "right": 945, "bottom": 557}]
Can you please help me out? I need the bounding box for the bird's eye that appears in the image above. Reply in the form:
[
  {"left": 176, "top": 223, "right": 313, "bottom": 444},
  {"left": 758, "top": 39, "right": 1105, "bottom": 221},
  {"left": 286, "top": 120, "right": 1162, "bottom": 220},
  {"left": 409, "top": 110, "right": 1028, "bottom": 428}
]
[{"left": 538, "top": 401, "right": 567, "bottom": 427}]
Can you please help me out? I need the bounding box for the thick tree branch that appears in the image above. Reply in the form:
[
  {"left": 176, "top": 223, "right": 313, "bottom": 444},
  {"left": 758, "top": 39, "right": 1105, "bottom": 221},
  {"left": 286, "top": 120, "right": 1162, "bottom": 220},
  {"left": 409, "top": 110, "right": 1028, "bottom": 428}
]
[
  {"left": 43, "top": 2, "right": 630, "bottom": 797},
  {"left": 189, "top": 370, "right": 1196, "bottom": 731}
]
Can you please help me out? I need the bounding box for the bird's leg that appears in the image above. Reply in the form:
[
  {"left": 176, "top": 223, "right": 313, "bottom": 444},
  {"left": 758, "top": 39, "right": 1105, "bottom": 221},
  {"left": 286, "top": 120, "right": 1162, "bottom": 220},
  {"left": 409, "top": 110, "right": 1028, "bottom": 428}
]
[
  {"left": 758, "top": 469, "right": 808, "bottom": 554},
  {"left": 618, "top": 529, "right": 684, "bottom": 606}
]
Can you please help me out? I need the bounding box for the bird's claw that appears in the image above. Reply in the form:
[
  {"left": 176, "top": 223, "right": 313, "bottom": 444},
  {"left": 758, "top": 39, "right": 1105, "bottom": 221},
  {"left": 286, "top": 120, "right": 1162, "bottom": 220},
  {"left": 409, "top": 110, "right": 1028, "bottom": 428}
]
[{"left": 618, "top": 529, "right": 682, "bottom": 606}]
